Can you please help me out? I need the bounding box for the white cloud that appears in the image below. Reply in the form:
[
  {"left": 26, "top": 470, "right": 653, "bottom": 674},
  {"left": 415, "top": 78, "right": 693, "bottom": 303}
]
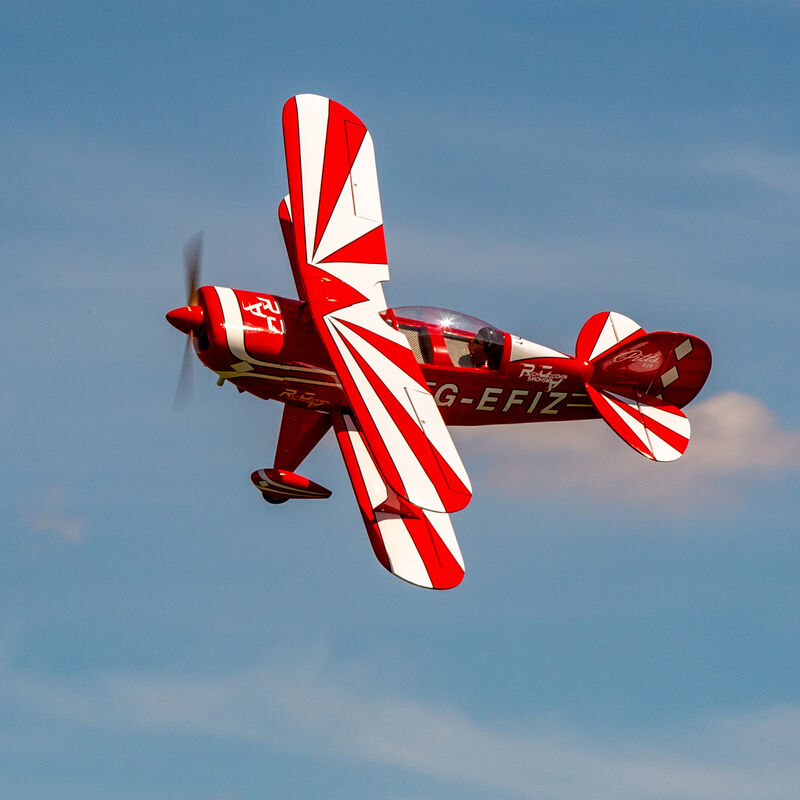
[
  {"left": 703, "top": 149, "right": 800, "bottom": 200},
  {"left": 5, "top": 659, "right": 800, "bottom": 800},
  {"left": 23, "top": 484, "right": 85, "bottom": 544},
  {"left": 452, "top": 392, "right": 800, "bottom": 513}
]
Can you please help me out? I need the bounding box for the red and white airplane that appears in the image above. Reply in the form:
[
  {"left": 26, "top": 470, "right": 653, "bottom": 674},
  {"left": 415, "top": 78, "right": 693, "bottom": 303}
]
[{"left": 167, "top": 94, "right": 712, "bottom": 590}]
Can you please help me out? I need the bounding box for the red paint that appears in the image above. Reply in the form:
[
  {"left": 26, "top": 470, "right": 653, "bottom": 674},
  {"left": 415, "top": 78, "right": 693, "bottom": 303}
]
[{"left": 167, "top": 92, "right": 714, "bottom": 590}]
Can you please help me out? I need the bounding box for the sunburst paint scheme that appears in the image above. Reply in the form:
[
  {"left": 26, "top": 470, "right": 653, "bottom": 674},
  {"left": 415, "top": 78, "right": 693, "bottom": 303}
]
[{"left": 166, "top": 94, "right": 712, "bottom": 590}]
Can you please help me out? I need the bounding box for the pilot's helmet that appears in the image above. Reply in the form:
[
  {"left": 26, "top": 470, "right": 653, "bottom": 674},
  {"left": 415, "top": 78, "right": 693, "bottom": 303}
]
[{"left": 474, "top": 326, "right": 503, "bottom": 347}]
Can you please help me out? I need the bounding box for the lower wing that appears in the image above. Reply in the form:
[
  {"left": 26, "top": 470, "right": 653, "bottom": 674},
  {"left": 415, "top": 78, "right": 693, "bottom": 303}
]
[{"left": 333, "top": 411, "right": 465, "bottom": 590}]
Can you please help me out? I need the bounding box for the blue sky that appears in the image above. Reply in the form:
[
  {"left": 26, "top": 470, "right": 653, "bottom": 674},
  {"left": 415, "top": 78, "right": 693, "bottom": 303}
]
[{"left": 2, "top": 2, "right": 799, "bottom": 798}]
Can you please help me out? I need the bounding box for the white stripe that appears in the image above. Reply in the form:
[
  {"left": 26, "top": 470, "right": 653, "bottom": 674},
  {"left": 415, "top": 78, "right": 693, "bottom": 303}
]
[
  {"left": 214, "top": 287, "right": 338, "bottom": 377},
  {"left": 423, "top": 510, "right": 464, "bottom": 570},
  {"left": 313, "top": 134, "right": 383, "bottom": 263},
  {"left": 316, "top": 261, "right": 389, "bottom": 309},
  {"left": 215, "top": 286, "right": 250, "bottom": 363},
  {"left": 329, "top": 314, "right": 420, "bottom": 420},
  {"left": 405, "top": 387, "right": 471, "bottom": 493},
  {"left": 604, "top": 392, "right": 687, "bottom": 462},
  {"left": 326, "top": 320, "right": 445, "bottom": 512},
  {"left": 509, "top": 336, "right": 568, "bottom": 362},
  {"left": 329, "top": 307, "right": 471, "bottom": 492},
  {"left": 218, "top": 371, "right": 338, "bottom": 389},
  {"left": 261, "top": 475, "right": 326, "bottom": 497},
  {"left": 640, "top": 404, "right": 691, "bottom": 439},
  {"left": 608, "top": 311, "right": 642, "bottom": 342},
  {"left": 647, "top": 434, "right": 683, "bottom": 462},
  {"left": 375, "top": 514, "right": 432, "bottom": 588},
  {"left": 600, "top": 392, "right": 653, "bottom": 454},
  {"left": 589, "top": 315, "right": 621, "bottom": 361},
  {"left": 349, "top": 132, "right": 382, "bottom": 223},
  {"left": 344, "top": 416, "right": 388, "bottom": 509},
  {"left": 295, "top": 94, "right": 329, "bottom": 264},
  {"left": 252, "top": 361, "right": 337, "bottom": 377},
  {"left": 589, "top": 312, "right": 642, "bottom": 362}
]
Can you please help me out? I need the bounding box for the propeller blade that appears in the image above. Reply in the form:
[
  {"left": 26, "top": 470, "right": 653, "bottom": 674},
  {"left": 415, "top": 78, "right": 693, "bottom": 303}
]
[
  {"left": 173, "top": 333, "right": 194, "bottom": 411},
  {"left": 173, "top": 232, "right": 203, "bottom": 410},
  {"left": 183, "top": 231, "right": 203, "bottom": 306}
]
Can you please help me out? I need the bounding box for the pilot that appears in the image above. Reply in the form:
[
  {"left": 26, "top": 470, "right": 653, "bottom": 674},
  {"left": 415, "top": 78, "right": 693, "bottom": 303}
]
[{"left": 468, "top": 326, "right": 504, "bottom": 369}]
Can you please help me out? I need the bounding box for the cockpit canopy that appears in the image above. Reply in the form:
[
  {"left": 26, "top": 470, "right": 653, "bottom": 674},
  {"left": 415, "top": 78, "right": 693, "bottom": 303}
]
[{"left": 390, "top": 305, "right": 506, "bottom": 369}]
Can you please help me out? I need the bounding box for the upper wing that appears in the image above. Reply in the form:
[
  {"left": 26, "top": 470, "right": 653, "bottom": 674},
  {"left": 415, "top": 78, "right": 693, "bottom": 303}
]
[
  {"left": 333, "top": 411, "right": 465, "bottom": 589},
  {"left": 282, "top": 94, "right": 471, "bottom": 514}
]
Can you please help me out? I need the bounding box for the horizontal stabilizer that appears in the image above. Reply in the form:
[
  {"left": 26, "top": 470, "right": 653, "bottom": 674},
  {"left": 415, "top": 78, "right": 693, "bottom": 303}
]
[{"left": 585, "top": 384, "right": 691, "bottom": 462}]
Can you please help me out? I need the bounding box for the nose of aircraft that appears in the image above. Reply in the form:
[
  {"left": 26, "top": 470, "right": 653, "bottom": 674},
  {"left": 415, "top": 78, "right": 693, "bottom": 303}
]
[{"left": 166, "top": 305, "right": 204, "bottom": 335}]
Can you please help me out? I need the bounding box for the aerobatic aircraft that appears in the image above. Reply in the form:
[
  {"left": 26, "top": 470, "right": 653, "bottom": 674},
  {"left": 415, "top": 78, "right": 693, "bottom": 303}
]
[{"left": 167, "top": 94, "right": 712, "bottom": 590}]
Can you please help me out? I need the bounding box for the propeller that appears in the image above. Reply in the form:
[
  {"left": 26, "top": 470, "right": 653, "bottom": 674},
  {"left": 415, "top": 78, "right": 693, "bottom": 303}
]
[
  {"left": 184, "top": 231, "right": 202, "bottom": 307},
  {"left": 172, "top": 232, "right": 203, "bottom": 410}
]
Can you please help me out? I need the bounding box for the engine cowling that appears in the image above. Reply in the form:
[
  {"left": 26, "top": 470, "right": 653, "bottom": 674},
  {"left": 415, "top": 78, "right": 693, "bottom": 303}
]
[{"left": 191, "top": 286, "right": 293, "bottom": 369}]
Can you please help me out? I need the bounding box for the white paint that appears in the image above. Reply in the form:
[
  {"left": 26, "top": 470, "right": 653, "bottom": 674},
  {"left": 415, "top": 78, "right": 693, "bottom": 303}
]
[
  {"left": 349, "top": 131, "right": 383, "bottom": 223},
  {"left": 344, "top": 416, "right": 388, "bottom": 509},
  {"left": 423, "top": 510, "right": 465, "bottom": 570},
  {"left": 608, "top": 311, "right": 642, "bottom": 342},
  {"left": 588, "top": 312, "right": 642, "bottom": 362},
  {"left": 326, "top": 318, "right": 445, "bottom": 513},
  {"left": 375, "top": 514, "right": 433, "bottom": 588},
  {"left": 477, "top": 387, "right": 502, "bottom": 411},
  {"left": 589, "top": 316, "right": 621, "bottom": 362},
  {"left": 647, "top": 434, "right": 683, "bottom": 462},
  {"left": 599, "top": 390, "right": 654, "bottom": 454},
  {"left": 509, "top": 335, "right": 567, "bottom": 362},
  {"left": 640, "top": 404, "right": 691, "bottom": 439},
  {"left": 295, "top": 94, "right": 329, "bottom": 264}
]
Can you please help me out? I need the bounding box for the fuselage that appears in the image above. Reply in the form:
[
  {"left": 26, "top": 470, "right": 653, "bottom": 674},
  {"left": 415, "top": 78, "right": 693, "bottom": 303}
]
[{"left": 187, "top": 286, "right": 599, "bottom": 426}]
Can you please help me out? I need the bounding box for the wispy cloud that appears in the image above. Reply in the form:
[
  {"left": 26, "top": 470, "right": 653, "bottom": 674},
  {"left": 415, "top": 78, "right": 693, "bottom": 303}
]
[
  {"left": 23, "top": 484, "right": 85, "bottom": 544},
  {"left": 5, "top": 658, "right": 800, "bottom": 800},
  {"left": 703, "top": 148, "right": 800, "bottom": 200},
  {"left": 452, "top": 392, "right": 800, "bottom": 513}
]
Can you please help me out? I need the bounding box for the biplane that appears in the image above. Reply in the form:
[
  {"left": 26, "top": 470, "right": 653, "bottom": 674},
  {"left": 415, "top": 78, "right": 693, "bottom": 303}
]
[{"left": 167, "top": 94, "right": 712, "bottom": 589}]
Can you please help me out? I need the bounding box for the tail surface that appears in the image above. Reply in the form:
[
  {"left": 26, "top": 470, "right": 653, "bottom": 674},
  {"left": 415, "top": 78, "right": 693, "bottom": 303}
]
[{"left": 577, "top": 312, "right": 712, "bottom": 462}]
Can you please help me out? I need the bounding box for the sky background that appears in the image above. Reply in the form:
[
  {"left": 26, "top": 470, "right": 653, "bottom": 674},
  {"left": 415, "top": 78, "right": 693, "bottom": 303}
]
[{"left": 2, "top": 1, "right": 799, "bottom": 798}]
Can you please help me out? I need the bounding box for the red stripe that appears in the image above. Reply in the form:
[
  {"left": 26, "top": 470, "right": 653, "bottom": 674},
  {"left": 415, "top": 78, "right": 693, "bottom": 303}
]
[
  {"left": 302, "top": 264, "right": 369, "bottom": 312},
  {"left": 333, "top": 414, "right": 462, "bottom": 588},
  {"left": 324, "top": 325, "right": 408, "bottom": 501},
  {"left": 319, "top": 224, "right": 387, "bottom": 265},
  {"left": 392, "top": 514, "right": 463, "bottom": 589},
  {"left": 332, "top": 414, "right": 391, "bottom": 571},
  {"left": 586, "top": 384, "right": 654, "bottom": 459},
  {"left": 335, "top": 317, "right": 428, "bottom": 389},
  {"left": 575, "top": 312, "right": 609, "bottom": 362},
  {"left": 337, "top": 327, "right": 470, "bottom": 509},
  {"left": 313, "top": 102, "right": 367, "bottom": 256},
  {"left": 641, "top": 411, "right": 689, "bottom": 454},
  {"left": 606, "top": 389, "right": 689, "bottom": 454}
]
